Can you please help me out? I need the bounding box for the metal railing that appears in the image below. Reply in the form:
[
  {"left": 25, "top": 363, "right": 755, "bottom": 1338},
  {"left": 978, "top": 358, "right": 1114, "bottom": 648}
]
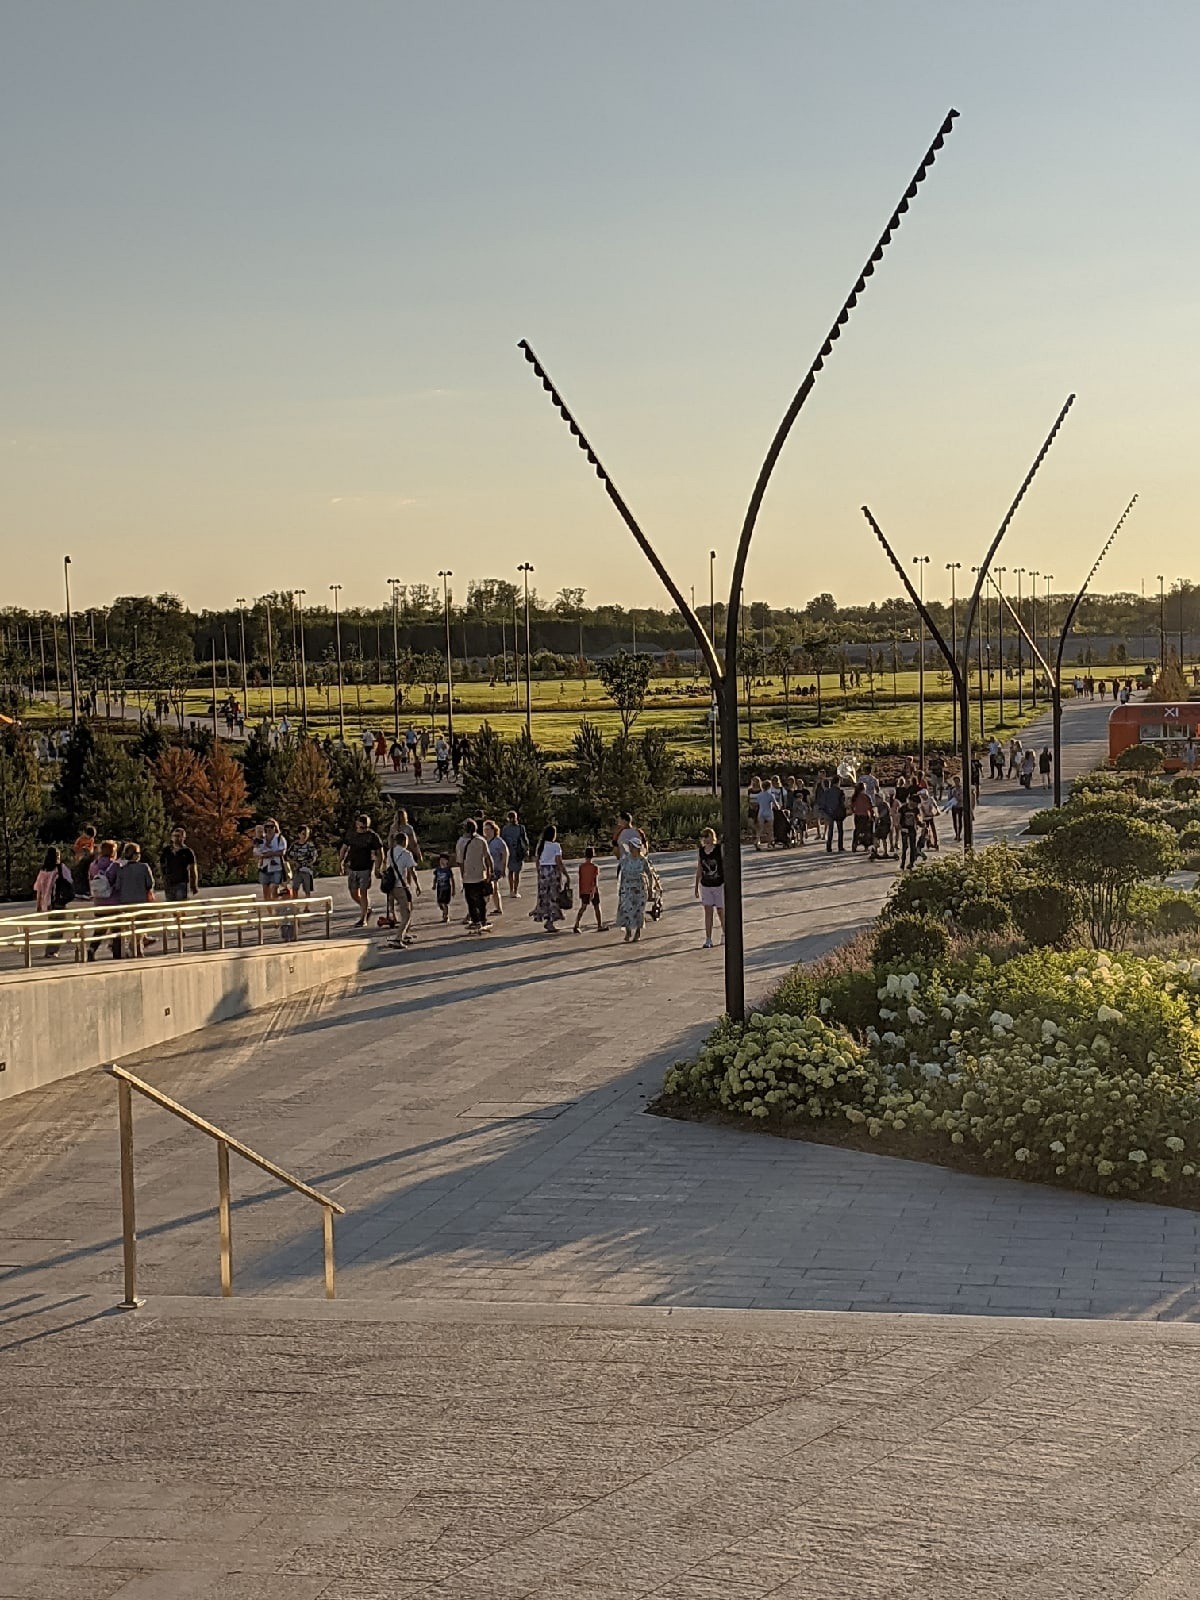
[
  {"left": 0, "top": 895, "right": 334, "bottom": 968},
  {"left": 106, "top": 1064, "right": 345, "bottom": 1306}
]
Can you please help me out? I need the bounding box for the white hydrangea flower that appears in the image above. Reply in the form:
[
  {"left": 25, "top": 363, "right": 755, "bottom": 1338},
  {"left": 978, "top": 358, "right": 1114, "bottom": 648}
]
[
  {"left": 907, "top": 1006, "right": 926, "bottom": 1025},
  {"left": 1128, "top": 1150, "right": 1148, "bottom": 1165},
  {"left": 1167, "top": 1136, "right": 1186, "bottom": 1153},
  {"left": 1049, "top": 1140, "right": 1065, "bottom": 1154},
  {"left": 1096, "top": 1004, "right": 1124, "bottom": 1024}
]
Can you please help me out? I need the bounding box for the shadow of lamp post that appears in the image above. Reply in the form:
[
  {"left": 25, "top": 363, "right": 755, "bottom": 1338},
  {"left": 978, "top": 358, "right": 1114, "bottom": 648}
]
[{"left": 518, "top": 110, "right": 960, "bottom": 1020}]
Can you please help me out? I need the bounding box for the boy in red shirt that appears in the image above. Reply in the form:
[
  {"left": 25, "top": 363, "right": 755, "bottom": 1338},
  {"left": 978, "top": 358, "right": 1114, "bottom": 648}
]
[{"left": 573, "top": 846, "right": 605, "bottom": 933}]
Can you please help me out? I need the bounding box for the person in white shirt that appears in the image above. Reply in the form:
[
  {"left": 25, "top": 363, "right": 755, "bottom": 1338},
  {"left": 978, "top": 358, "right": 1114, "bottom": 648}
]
[{"left": 384, "top": 837, "right": 417, "bottom": 944}]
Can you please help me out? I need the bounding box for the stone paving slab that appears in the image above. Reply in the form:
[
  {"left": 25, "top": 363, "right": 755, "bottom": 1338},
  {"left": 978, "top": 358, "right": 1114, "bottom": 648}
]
[{"left": 3, "top": 1293, "right": 1200, "bottom": 1597}]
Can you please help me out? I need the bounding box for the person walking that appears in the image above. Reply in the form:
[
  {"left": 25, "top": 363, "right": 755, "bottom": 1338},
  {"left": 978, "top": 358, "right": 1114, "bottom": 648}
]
[
  {"left": 434, "top": 733, "right": 451, "bottom": 781},
  {"left": 254, "top": 819, "right": 288, "bottom": 901},
  {"left": 483, "top": 820, "right": 509, "bottom": 919},
  {"left": 898, "top": 789, "right": 922, "bottom": 871},
  {"left": 457, "top": 819, "right": 493, "bottom": 934},
  {"left": 1007, "top": 736, "right": 1023, "bottom": 779},
  {"left": 1019, "top": 748, "right": 1036, "bottom": 789},
  {"left": 115, "top": 842, "right": 155, "bottom": 957},
  {"left": 613, "top": 812, "right": 647, "bottom": 856},
  {"left": 85, "top": 840, "right": 121, "bottom": 961},
  {"left": 616, "top": 837, "right": 654, "bottom": 943},
  {"left": 693, "top": 828, "right": 725, "bottom": 948},
  {"left": 969, "top": 750, "right": 983, "bottom": 806},
  {"left": 946, "top": 776, "right": 964, "bottom": 841},
  {"left": 288, "top": 826, "right": 319, "bottom": 896},
  {"left": 432, "top": 852, "right": 456, "bottom": 922},
  {"left": 500, "top": 810, "right": 531, "bottom": 898},
  {"left": 33, "top": 847, "right": 75, "bottom": 959},
  {"left": 751, "top": 779, "right": 776, "bottom": 851},
  {"left": 850, "top": 782, "right": 874, "bottom": 853},
  {"left": 1039, "top": 745, "right": 1053, "bottom": 789},
  {"left": 160, "top": 827, "right": 198, "bottom": 903},
  {"left": 987, "top": 736, "right": 1004, "bottom": 780},
  {"left": 816, "top": 776, "right": 846, "bottom": 853},
  {"left": 373, "top": 730, "right": 388, "bottom": 769},
  {"left": 383, "top": 832, "right": 417, "bottom": 944},
  {"left": 572, "top": 846, "right": 605, "bottom": 933},
  {"left": 339, "top": 813, "right": 384, "bottom": 927},
  {"left": 533, "top": 825, "right": 567, "bottom": 932}
]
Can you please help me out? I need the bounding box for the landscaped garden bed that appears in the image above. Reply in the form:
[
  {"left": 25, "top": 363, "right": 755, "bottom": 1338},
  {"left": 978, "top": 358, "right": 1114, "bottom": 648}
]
[{"left": 655, "top": 808, "right": 1200, "bottom": 1208}]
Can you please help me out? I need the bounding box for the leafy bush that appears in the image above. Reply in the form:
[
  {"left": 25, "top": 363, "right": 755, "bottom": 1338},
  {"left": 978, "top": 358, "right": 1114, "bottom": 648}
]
[
  {"left": 662, "top": 950, "right": 1200, "bottom": 1202},
  {"left": 873, "top": 914, "right": 951, "bottom": 971},
  {"left": 1173, "top": 777, "right": 1200, "bottom": 800},
  {"left": 1011, "top": 881, "right": 1078, "bottom": 946},
  {"left": 1115, "top": 744, "right": 1163, "bottom": 773},
  {"left": 955, "top": 896, "right": 1011, "bottom": 937},
  {"left": 882, "top": 842, "right": 1029, "bottom": 930},
  {"left": 1038, "top": 811, "right": 1180, "bottom": 949}
]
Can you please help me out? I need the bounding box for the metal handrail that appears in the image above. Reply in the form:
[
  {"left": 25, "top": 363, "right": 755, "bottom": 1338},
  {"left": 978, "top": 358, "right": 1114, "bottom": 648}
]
[
  {"left": 0, "top": 896, "right": 335, "bottom": 966},
  {"left": 106, "top": 1063, "right": 345, "bottom": 1307}
]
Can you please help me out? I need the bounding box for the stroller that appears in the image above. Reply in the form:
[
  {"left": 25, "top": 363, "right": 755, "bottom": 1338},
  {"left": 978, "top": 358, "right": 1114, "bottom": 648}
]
[{"left": 646, "top": 864, "right": 665, "bottom": 922}]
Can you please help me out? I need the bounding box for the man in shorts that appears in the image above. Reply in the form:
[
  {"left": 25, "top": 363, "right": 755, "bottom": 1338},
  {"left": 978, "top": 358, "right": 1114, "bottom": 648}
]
[
  {"left": 160, "top": 827, "right": 199, "bottom": 903},
  {"left": 339, "top": 813, "right": 384, "bottom": 927}
]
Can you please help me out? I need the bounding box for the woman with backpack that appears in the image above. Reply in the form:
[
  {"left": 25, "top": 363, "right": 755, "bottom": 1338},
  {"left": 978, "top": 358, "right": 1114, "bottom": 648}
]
[
  {"left": 33, "top": 847, "right": 75, "bottom": 959},
  {"left": 87, "top": 840, "right": 121, "bottom": 960}
]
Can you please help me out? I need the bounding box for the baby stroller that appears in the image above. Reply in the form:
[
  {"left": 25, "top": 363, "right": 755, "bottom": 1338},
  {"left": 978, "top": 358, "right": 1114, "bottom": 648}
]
[
  {"left": 646, "top": 865, "right": 665, "bottom": 922},
  {"left": 773, "top": 804, "right": 796, "bottom": 849}
]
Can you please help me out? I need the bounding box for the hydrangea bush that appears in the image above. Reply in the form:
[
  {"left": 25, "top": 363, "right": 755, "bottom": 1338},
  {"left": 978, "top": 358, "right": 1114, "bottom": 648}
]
[{"left": 662, "top": 950, "right": 1200, "bottom": 1202}]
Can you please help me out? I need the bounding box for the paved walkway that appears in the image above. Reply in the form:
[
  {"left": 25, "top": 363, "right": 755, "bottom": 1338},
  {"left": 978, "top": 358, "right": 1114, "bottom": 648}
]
[{"left": 4, "top": 1295, "right": 1200, "bottom": 1599}]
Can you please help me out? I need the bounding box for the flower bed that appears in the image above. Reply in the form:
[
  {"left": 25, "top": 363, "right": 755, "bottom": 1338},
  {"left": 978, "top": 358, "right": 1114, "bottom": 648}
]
[{"left": 659, "top": 948, "right": 1200, "bottom": 1205}]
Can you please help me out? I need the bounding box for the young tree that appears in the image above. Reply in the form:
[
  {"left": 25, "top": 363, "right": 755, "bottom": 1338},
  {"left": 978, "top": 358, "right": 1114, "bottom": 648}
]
[
  {"left": 77, "top": 733, "right": 124, "bottom": 832},
  {"left": 1040, "top": 812, "right": 1179, "bottom": 950},
  {"left": 596, "top": 651, "right": 652, "bottom": 735},
  {"left": 99, "top": 752, "right": 168, "bottom": 848},
  {"left": 0, "top": 731, "right": 46, "bottom": 899},
  {"left": 461, "top": 724, "right": 551, "bottom": 834},
  {"left": 53, "top": 722, "right": 97, "bottom": 834},
  {"left": 273, "top": 739, "right": 338, "bottom": 844},
  {"left": 187, "top": 740, "right": 253, "bottom": 872},
  {"left": 326, "top": 746, "right": 385, "bottom": 839},
  {"left": 154, "top": 746, "right": 204, "bottom": 830}
]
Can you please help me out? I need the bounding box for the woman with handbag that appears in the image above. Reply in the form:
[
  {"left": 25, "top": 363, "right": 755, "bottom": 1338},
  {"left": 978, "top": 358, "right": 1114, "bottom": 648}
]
[{"left": 532, "top": 825, "right": 567, "bottom": 933}]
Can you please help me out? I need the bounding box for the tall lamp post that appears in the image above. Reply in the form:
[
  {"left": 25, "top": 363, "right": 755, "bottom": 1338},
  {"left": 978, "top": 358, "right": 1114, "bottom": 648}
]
[
  {"left": 1014, "top": 567, "right": 1025, "bottom": 715},
  {"left": 518, "top": 562, "right": 534, "bottom": 740},
  {"left": 1179, "top": 579, "right": 1186, "bottom": 668},
  {"left": 438, "top": 570, "right": 455, "bottom": 743},
  {"left": 295, "top": 589, "right": 309, "bottom": 731},
  {"left": 970, "top": 566, "right": 986, "bottom": 740},
  {"left": 63, "top": 555, "right": 79, "bottom": 725},
  {"left": 912, "top": 555, "right": 929, "bottom": 770},
  {"left": 995, "top": 566, "right": 1007, "bottom": 726},
  {"left": 1158, "top": 576, "right": 1171, "bottom": 668},
  {"left": 946, "top": 561, "right": 961, "bottom": 758},
  {"left": 235, "top": 597, "right": 249, "bottom": 712},
  {"left": 329, "top": 584, "right": 345, "bottom": 741},
  {"left": 1044, "top": 575, "right": 1054, "bottom": 694},
  {"left": 709, "top": 548, "right": 718, "bottom": 796},
  {"left": 388, "top": 578, "right": 402, "bottom": 740},
  {"left": 1027, "top": 570, "right": 1039, "bottom": 706}
]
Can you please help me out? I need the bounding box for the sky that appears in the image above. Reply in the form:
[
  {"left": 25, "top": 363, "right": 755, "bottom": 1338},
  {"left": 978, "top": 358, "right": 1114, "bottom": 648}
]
[{"left": 3, "top": 1, "right": 1199, "bottom": 617}]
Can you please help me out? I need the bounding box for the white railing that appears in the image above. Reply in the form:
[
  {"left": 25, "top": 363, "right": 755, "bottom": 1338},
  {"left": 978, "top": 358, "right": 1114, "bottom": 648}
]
[{"left": 0, "top": 895, "right": 334, "bottom": 968}]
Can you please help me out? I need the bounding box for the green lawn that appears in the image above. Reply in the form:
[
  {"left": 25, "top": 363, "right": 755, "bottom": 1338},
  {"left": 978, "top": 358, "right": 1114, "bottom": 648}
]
[{"left": 30, "top": 669, "right": 1055, "bottom": 755}]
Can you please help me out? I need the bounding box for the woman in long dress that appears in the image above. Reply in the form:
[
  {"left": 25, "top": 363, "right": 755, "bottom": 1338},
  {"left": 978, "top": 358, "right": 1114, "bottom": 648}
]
[
  {"left": 533, "top": 825, "right": 567, "bottom": 933},
  {"left": 616, "top": 838, "right": 653, "bottom": 943}
]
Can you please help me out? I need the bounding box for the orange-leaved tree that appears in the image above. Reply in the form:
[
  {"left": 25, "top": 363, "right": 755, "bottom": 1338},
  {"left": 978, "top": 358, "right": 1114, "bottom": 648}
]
[
  {"left": 154, "top": 746, "right": 204, "bottom": 833},
  {"left": 272, "top": 738, "right": 338, "bottom": 845},
  {"left": 185, "top": 739, "right": 252, "bottom": 872}
]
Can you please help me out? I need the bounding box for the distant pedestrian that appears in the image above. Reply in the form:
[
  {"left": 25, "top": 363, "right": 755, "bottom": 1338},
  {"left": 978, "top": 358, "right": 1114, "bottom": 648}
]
[
  {"left": 289, "top": 826, "right": 319, "bottom": 896},
  {"left": 500, "top": 810, "right": 531, "bottom": 898},
  {"left": 693, "top": 828, "right": 724, "bottom": 948},
  {"left": 160, "top": 827, "right": 198, "bottom": 903},
  {"left": 116, "top": 842, "right": 156, "bottom": 957},
  {"left": 433, "top": 853, "right": 456, "bottom": 922},
  {"left": 483, "top": 820, "right": 509, "bottom": 919},
  {"left": 1039, "top": 746, "right": 1053, "bottom": 789},
  {"left": 254, "top": 818, "right": 288, "bottom": 902},
  {"left": 457, "top": 819, "right": 493, "bottom": 934},
  {"left": 339, "top": 813, "right": 383, "bottom": 927},
  {"left": 87, "top": 840, "right": 121, "bottom": 961},
  {"left": 33, "top": 847, "right": 74, "bottom": 959}
]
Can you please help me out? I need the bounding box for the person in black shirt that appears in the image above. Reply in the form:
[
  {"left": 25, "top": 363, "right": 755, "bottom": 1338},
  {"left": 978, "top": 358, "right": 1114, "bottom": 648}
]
[
  {"left": 339, "top": 813, "right": 384, "bottom": 927},
  {"left": 160, "top": 828, "right": 198, "bottom": 903},
  {"left": 693, "top": 827, "right": 725, "bottom": 949}
]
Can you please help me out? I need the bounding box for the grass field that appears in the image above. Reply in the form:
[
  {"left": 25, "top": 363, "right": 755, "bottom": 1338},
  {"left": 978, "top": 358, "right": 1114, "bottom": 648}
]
[{"left": 30, "top": 667, "right": 1056, "bottom": 757}]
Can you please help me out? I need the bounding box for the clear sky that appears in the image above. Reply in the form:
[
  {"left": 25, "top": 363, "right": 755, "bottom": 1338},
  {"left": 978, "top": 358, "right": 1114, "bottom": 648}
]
[{"left": 3, "top": 1, "right": 1198, "bottom": 616}]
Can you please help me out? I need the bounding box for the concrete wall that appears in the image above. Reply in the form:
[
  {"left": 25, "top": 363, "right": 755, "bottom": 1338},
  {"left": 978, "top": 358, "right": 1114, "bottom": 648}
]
[{"left": 0, "top": 939, "right": 378, "bottom": 1103}]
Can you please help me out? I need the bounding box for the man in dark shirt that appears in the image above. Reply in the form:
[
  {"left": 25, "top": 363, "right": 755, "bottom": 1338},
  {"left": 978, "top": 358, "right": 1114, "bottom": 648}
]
[
  {"left": 160, "top": 827, "right": 199, "bottom": 903},
  {"left": 339, "top": 813, "right": 384, "bottom": 927}
]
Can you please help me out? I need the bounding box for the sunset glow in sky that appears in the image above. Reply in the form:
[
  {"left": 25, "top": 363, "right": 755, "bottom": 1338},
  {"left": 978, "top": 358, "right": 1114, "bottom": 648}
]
[{"left": 3, "top": 2, "right": 1199, "bottom": 615}]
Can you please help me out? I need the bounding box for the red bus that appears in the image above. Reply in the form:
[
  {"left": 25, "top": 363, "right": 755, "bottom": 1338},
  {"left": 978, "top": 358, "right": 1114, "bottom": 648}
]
[{"left": 1108, "top": 701, "right": 1199, "bottom": 770}]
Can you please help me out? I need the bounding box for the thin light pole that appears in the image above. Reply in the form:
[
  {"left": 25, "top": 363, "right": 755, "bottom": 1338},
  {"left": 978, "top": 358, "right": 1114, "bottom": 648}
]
[
  {"left": 1158, "top": 576, "right": 1171, "bottom": 668},
  {"left": 296, "top": 590, "right": 309, "bottom": 731},
  {"left": 995, "top": 567, "right": 1007, "bottom": 727},
  {"left": 518, "top": 562, "right": 534, "bottom": 739},
  {"left": 709, "top": 549, "right": 718, "bottom": 797},
  {"left": 438, "top": 570, "right": 455, "bottom": 743},
  {"left": 971, "top": 570, "right": 985, "bottom": 740},
  {"left": 912, "top": 555, "right": 929, "bottom": 770},
  {"left": 236, "top": 598, "right": 249, "bottom": 712},
  {"left": 329, "top": 584, "right": 345, "bottom": 740},
  {"left": 1179, "top": 579, "right": 1186, "bottom": 667},
  {"left": 946, "top": 561, "right": 961, "bottom": 758},
  {"left": 63, "top": 556, "right": 79, "bottom": 725},
  {"left": 264, "top": 599, "right": 276, "bottom": 720},
  {"left": 1028, "top": 570, "right": 1039, "bottom": 706},
  {"left": 1044, "top": 574, "right": 1054, "bottom": 692},
  {"left": 1014, "top": 567, "right": 1025, "bottom": 714},
  {"left": 388, "top": 578, "right": 401, "bottom": 740},
  {"left": 210, "top": 638, "right": 219, "bottom": 739}
]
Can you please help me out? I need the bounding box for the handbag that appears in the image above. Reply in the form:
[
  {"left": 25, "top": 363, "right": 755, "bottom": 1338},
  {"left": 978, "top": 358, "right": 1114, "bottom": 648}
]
[{"left": 557, "top": 879, "right": 574, "bottom": 910}]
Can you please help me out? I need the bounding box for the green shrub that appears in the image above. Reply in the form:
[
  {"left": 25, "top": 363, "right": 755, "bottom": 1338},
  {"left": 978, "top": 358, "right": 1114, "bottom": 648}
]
[
  {"left": 662, "top": 1012, "right": 876, "bottom": 1122},
  {"left": 955, "top": 896, "right": 1011, "bottom": 937},
  {"left": 1115, "top": 744, "right": 1163, "bottom": 773},
  {"left": 1039, "top": 811, "right": 1180, "bottom": 949},
  {"left": 1158, "top": 896, "right": 1200, "bottom": 934},
  {"left": 873, "top": 914, "right": 951, "bottom": 971},
  {"left": 1173, "top": 777, "right": 1200, "bottom": 800},
  {"left": 1011, "top": 881, "right": 1078, "bottom": 946}
]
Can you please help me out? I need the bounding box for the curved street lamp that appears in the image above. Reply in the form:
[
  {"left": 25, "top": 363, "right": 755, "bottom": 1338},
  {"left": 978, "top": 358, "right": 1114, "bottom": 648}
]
[
  {"left": 438, "top": 570, "right": 455, "bottom": 744},
  {"left": 329, "top": 584, "right": 345, "bottom": 742},
  {"left": 518, "top": 562, "right": 534, "bottom": 740},
  {"left": 912, "top": 556, "right": 930, "bottom": 769}
]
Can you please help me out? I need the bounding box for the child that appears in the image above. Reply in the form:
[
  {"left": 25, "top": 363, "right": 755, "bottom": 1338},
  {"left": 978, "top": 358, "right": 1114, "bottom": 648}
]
[
  {"left": 432, "top": 852, "right": 455, "bottom": 922},
  {"left": 869, "top": 793, "right": 892, "bottom": 861},
  {"left": 573, "top": 846, "right": 604, "bottom": 933},
  {"left": 289, "top": 826, "right": 318, "bottom": 897},
  {"left": 412, "top": 748, "right": 423, "bottom": 784}
]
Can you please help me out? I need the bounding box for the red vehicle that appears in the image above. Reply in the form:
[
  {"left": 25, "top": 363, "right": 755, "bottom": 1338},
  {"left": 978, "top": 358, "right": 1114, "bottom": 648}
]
[{"left": 1108, "top": 701, "right": 1199, "bottom": 771}]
